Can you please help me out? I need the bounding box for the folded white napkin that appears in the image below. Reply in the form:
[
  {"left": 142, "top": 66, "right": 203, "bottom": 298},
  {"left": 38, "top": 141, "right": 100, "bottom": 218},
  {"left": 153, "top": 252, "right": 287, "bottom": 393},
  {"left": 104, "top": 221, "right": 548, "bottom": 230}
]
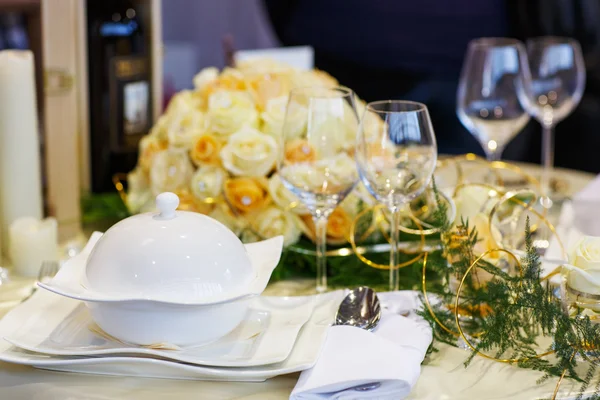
[
  {"left": 290, "top": 293, "right": 432, "bottom": 400},
  {"left": 572, "top": 174, "right": 600, "bottom": 236}
]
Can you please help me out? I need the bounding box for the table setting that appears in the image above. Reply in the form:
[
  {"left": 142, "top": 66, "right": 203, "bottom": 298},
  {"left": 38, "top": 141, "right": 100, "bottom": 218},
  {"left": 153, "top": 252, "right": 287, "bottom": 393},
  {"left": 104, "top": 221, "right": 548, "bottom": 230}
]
[{"left": 1, "top": 34, "right": 600, "bottom": 400}]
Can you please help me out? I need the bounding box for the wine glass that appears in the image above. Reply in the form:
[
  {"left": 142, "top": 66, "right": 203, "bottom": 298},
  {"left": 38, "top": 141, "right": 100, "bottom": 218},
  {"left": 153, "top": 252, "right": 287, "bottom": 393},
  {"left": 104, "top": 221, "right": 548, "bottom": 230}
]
[
  {"left": 457, "top": 38, "right": 531, "bottom": 162},
  {"left": 356, "top": 101, "right": 437, "bottom": 291},
  {"left": 278, "top": 86, "right": 359, "bottom": 292},
  {"left": 523, "top": 37, "right": 585, "bottom": 206}
]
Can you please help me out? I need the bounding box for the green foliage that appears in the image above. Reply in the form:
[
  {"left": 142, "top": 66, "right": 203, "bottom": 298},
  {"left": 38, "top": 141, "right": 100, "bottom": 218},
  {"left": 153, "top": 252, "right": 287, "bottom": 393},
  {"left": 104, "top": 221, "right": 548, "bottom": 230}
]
[{"left": 419, "top": 185, "right": 600, "bottom": 396}]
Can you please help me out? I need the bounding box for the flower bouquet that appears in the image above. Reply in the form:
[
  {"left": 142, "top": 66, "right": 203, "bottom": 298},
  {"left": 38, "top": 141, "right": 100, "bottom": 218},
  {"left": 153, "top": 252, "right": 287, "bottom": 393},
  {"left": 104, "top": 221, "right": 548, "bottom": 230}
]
[{"left": 122, "top": 60, "right": 392, "bottom": 278}]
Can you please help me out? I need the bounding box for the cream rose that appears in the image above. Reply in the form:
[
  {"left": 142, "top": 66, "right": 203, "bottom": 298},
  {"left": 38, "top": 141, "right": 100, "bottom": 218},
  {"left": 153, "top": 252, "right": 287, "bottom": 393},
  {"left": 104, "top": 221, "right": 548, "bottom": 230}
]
[
  {"left": 566, "top": 236, "right": 600, "bottom": 296},
  {"left": 149, "top": 148, "right": 194, "bottom": 195},
  {"left": 569, "top": 236, "right": 600, "bottom": 270},
  {"left": 261, "top": 96, "right": 306, "bottom": 139},
  {"left": 250, "top": 206, "right": 302, "bottom": 246},
  {"left": 207, "top": 90, "right": 259, "bottom": 136},
  {"left": 268, "top": 174, "right": 308, "bottom": 215},
  {"left": 221, "top": 126, "right": 278, "bottom": 177},
  {"left": 193, "top": 67, "right": 219, "bottom": 91},
  {"left": 281, "top": 153, "right": 357, "bottom": 194},
  {"left": 190, "top": 165, "right": 227, "bottom": 202}
]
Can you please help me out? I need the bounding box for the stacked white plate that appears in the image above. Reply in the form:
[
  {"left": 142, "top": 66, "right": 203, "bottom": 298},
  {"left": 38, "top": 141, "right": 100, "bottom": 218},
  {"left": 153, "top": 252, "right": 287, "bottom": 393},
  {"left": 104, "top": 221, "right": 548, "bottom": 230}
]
[{"left": 0, "top": 285, "right": 345, "bottom": 381}]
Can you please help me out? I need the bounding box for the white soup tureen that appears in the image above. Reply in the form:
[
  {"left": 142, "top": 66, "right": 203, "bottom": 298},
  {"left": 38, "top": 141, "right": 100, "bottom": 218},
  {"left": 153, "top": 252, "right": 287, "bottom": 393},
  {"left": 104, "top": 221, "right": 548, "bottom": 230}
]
[{"left": 39, "top": 192, "right": 283, "bottom": 346}]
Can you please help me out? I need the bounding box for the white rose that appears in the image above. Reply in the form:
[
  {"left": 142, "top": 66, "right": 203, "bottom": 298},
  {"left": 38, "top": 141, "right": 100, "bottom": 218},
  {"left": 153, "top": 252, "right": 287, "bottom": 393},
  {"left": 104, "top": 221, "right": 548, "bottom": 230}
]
[
  {"left": 149, "top": 115, "right": 170, "bottom": 141},
  {"left": 220, "top": 126, "right": 278, "bottom": 177},
  {"left": 167, "top": 113, "right": 205, "bottom": 150},
  {"left": 190, "top": 165, "right": 227, "bottom": 202},
  {"left": 209, "top": 203, "right": 247, "bottom": 236},
  {"left": 569, "top": 236, "right": 600, "bottom": 270},
  {"left": 207, "top": 90, "right": 259, "bottom": 136},
  {"left": 149, "top": 148, "right": 194, "bottom": 195},
  {"left": 166, "top": 90, "right": 203, "bottom": 116},
  {"left": 268, "top": 174, "right": 308, "bottom": 215},
  {"left": 193, "top": 67, "right": 219, "bottom": 91},
  {"left": 251, "top": 206, "right": 302, "bottom": 246},
  {"left": 261, "top": 96, "right": 307, "bottom": 139}
]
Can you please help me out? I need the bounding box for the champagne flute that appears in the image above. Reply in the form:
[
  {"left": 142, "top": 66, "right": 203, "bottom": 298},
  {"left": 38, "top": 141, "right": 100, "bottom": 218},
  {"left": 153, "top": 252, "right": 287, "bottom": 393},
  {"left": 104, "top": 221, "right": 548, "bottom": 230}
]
[
  {"left": 457, "top": 38, "right": 531, "bottom": 162},
  {"left": 356, "top": 101, "right": 437, "bottom": 291},
  {"left": 524, "top": 37, "right": 585, "bottom": 206},
  {"left": 278, "top": 86, "right": 359, "bottom": 293}
]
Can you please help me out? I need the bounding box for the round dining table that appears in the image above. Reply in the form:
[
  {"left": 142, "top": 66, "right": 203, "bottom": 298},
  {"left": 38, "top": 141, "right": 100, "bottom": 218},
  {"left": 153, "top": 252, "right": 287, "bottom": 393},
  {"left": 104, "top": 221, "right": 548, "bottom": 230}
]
[{"left": 0, "top": 163, "right": 595, "bottom": 400}]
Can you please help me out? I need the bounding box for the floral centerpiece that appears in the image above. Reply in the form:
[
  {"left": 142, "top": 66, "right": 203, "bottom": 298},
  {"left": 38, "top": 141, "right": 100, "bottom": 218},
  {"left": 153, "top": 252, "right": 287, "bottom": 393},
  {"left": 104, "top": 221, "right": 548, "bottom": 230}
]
[{"left": 125, "top": 59, "right": 371, "bottom": 249}]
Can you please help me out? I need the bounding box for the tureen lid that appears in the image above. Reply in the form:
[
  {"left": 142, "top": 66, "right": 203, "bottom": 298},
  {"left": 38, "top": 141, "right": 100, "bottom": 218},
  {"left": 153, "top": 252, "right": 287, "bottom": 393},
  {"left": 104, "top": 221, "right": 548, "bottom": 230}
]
[{"left": 83, "top": 192, "right": 254, "bottom": 302}]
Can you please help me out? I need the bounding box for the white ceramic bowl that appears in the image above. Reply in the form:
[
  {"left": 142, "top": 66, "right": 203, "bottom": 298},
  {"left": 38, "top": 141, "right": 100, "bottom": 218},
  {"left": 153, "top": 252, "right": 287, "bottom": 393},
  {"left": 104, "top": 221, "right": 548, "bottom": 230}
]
[{"left": 39, "top": 193, "right": 284, "bottom": 346}]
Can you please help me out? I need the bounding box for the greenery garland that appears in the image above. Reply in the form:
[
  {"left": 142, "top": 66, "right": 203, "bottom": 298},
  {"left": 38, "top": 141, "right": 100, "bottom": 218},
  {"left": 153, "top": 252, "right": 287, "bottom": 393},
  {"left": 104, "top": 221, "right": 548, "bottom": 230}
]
[{"left": 418, "top": 185, "right": 600, "bottom": 398}]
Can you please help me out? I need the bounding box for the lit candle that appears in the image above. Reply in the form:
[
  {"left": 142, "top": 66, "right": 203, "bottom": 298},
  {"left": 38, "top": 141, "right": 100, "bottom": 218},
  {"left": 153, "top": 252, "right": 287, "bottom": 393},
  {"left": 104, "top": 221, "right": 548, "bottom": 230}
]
[
  {"left": 0, "top": 50, "right": 43, "bottom": 258},
  {"left": 9, "top": 217, "right": 58, "bottom": 277}
]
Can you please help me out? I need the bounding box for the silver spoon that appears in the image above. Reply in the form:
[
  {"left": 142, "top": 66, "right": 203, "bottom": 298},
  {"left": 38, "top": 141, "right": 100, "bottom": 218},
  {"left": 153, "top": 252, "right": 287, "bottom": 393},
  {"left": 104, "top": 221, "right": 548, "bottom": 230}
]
[
  {"left": 334, "top": 286, "right": 381, "bottom": 331},
  {"left": 333, "top": 286, "right": 383, "bottom": 393}
]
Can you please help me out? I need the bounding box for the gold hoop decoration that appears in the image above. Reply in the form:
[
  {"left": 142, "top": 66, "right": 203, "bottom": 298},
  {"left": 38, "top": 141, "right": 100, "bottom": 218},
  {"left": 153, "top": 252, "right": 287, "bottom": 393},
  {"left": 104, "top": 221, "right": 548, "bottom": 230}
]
[
  {"left": 421, "top": 252, "right": 461, "bottom": 337},
  {"left": 349, "top": 203, "right": 425, "bottom": 270},
  {"left": 487, "top": 191, "right": 567, "bottom": 276},
  {"left": 455, "top": 248, "right": 555, "bottom": 363},
  {"left": 489, "top": 160, "right": 542, "bottom": 192},
  {"left": 487, "top": 189, "right": 538, "bottom": 250},
  {"left": 397, "top": 189, "right": 457, "bottom": 236}
]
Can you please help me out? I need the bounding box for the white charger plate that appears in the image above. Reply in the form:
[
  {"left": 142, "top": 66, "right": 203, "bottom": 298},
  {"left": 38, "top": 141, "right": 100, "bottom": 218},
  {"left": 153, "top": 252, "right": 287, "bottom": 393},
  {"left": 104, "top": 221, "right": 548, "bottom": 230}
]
[
  {"left": 0, "top": 289, "right": 344, "bottom": 381},
  {"left": 4, "top": 294, "right": 315, "bottom": 367}
]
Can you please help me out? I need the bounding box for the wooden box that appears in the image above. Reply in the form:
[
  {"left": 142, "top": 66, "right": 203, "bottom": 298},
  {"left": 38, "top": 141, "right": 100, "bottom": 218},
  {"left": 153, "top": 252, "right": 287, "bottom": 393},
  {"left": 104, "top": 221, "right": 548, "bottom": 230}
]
[{"left": 0, "top": 0, "right": 163, "bottom": 241}]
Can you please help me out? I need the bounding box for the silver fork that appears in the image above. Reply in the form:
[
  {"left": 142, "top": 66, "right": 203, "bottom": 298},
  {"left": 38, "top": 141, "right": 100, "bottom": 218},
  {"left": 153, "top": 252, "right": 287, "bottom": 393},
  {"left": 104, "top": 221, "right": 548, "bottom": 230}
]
[{"left": 20, "top": 261, "right": 60, "bottom": 303}]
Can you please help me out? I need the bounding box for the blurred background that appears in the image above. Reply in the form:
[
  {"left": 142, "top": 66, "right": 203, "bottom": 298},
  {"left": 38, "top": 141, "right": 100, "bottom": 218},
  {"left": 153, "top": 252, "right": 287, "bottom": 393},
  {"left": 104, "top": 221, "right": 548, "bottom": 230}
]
[
  {"left": 1, "top": 0, "right": 599, "bottom": 172},
  {"left": 159, "top": 0, "right": 600, "bottom": 173}
]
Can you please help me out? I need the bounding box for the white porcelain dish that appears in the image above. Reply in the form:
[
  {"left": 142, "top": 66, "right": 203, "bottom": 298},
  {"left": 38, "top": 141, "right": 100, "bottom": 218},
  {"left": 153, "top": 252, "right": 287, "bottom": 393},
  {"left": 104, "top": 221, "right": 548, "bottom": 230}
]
[
  {"left": 4, "top": 295, "right": 315, "bottom": 367},
  {"left": 0, "top": 289, "right": 344, "bottom": 382},
  {"left": 38, "top": 193, "right": 284, "bottom": 346}
]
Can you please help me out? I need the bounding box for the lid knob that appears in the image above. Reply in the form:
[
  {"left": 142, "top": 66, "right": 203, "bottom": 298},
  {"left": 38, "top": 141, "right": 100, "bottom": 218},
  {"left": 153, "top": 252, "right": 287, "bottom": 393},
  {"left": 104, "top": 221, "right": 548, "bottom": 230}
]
[{"left": 156, "top": 192, "right": 179, "bottom": 220}]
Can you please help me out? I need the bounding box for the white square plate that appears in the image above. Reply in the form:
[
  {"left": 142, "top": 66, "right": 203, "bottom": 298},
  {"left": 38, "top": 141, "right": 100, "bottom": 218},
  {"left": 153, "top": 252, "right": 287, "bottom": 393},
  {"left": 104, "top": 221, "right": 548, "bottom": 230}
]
[
  {"left": 0, "top": 289, "right": 344, "bottom": 381},
  {"left": 4, "top": 293, "right": 315, "bottom": 367}
]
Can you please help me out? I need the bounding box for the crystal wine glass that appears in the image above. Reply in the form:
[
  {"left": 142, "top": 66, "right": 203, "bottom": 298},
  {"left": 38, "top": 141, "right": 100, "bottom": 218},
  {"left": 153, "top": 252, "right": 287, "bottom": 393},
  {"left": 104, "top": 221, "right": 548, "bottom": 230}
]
[
  {"left": 523, "top": 37, "right": 585, "bottom": 206},
  {"left": 457, "top": 38, "right": 531, "bottom": 162},
  {"left": 356, "top": 101, "right": 437, "bottom": 291},
  {"left": 278, "top": 86, "right": 359, "bottom": 292}
]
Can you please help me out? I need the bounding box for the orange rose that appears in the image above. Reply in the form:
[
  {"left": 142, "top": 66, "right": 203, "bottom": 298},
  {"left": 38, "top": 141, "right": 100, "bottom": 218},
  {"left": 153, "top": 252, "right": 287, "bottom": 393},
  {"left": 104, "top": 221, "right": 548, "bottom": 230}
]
[
  {"left": 300, "top": 206, "right": 352, "bottom": 245},
  {"left": 285, "top": 139, "right": 317, "bottom": 164},
  {"left": 190, "top": 134, "right": 222, "bottom": 166},
  {"left": 200, "top": 68, "right": 247, "bottom": 98},
  {"left": 326, "top": 207, "right": 352, "bottom": 240},
  {"left": 174, "top": 189, "right": 213, "bottom": 214},
  {"left": 247, "top": 73, "right": 291, "bottom": 110},
  {"left": 224, "top": 177, "right": 269, "bottom": 214}
]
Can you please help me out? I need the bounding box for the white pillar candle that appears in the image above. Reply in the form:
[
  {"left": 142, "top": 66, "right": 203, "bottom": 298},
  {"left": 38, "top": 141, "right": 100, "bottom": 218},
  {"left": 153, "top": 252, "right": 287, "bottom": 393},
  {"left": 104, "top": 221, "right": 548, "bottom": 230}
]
[
  {"left": 0, "top": 50, "right": 43, "bottom": 258},
  {"left": 9, "top": 217, "right": 58, "bottom": 277}
]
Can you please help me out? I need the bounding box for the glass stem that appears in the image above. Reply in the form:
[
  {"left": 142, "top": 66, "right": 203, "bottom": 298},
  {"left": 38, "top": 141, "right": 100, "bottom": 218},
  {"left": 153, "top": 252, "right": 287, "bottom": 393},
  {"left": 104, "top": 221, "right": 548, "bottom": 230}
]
[
  {"left": 313, "top": 214, "right": 328, "bottom": 293},
  {"left": 389, "top": 208, "right": 401, "bottom": 291},
  {"left": 541, "top": 123, "right": 555, "bottom": 203}
]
